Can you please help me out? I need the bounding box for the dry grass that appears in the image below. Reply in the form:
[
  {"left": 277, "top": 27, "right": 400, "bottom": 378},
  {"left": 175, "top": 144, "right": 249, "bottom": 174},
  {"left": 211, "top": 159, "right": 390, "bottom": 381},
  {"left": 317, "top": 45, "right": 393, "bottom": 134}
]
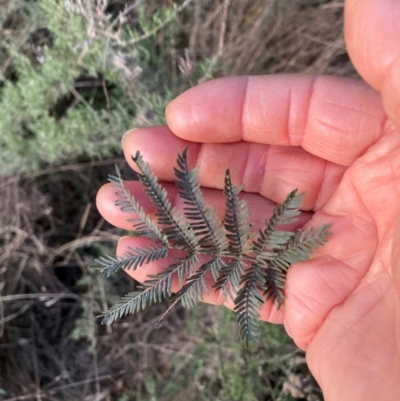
[
  {"left": 0, "top": 0, "right": 354, "bottom": 400},
  {"left": 0, "top": 163, "right": 193, "bottom": 400},
  {"left": 181, "top": 0, "right": 355, "bottom": 77}
]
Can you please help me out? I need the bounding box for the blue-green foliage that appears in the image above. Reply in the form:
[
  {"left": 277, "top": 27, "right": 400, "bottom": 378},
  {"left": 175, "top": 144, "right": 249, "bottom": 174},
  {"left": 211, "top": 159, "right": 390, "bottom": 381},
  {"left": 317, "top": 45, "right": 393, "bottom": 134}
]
[{"left": 0, "top": 0, "right": 212, "bottom": 174}]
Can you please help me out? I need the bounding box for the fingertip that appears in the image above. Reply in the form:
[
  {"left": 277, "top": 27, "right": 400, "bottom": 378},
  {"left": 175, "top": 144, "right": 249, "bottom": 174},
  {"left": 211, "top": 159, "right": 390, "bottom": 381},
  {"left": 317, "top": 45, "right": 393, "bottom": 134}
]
[
  {"left": 117, "top": 236, "right": 133, "bottom": 254},
  {"left": 121, "top": 128, "right": 138, "bottom": 147},
  {"left": 165, "top": 96, "right": 189, "bottom": 139},
  {"left": 116, "top": 236, "right": 150, "bottom": 257},
  {"left": 121, "top": 125, "right": 193, "bottom": 172},
  {"left": 165, "top": 77, "right": 247, "bottom": 143},
  {"left": 96, "top": 183, "right": 115, "bottom": 221},
  {"left": 123, "top": 125, "right": 173, "bottom": 160},
  {"left": 96, "top": 180, "right": 154, "bottom": 230}
]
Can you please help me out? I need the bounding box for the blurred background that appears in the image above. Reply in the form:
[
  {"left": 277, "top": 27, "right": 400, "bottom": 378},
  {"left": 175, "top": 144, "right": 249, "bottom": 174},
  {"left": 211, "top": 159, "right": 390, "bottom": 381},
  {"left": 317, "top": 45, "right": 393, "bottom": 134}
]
[{"left": 0, "top": 1, "right": 357, "bottom": 400}]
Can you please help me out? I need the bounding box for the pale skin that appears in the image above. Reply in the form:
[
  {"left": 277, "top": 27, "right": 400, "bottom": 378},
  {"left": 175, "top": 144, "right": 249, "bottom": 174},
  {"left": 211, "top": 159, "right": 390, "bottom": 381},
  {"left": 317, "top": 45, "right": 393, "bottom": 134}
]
[{"left": 96, "top": 0, "right": 400, "bottom": 400}]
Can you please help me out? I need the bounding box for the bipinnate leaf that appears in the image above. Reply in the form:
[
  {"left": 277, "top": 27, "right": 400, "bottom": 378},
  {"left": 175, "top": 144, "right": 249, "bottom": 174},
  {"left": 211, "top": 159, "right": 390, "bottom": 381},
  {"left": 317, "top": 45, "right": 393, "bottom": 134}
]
[
  {"left": 261, "top": 224, "right": 332, "bottom": 308},
  {"left": 214, "top": 170, "right": 250, "bottom": 297},
  {"left": 234, "top": 263, "right": 265, "bottom": 347},
  {"left": 98, "top": 149, "right": 332, "bottom": 345},
  {"left": 109, "top": 165, "right": 164, "bottom": 241},
  {"left": 96, "top": 245, "right": 169, "bottom": 278},
  {"left": 222, "top": 169, "right": 251, "bottom": 256},
  {"left": 252, "top": 190, "right": 303, "bottom": 256},
  {"left": 174, "top": 257, "right": 226, "bottom": 308},
  {"left": 132, "top": 151, "right": 199, "bottom": 252},
  {"left": 263, "top": 265, "right": 286, "bottom": 308},
  {"left": 101, "top": 254, "right": 198, "bottom": 324},
  {"left": 214, "top": 259, "right": 246, "bottom": 300},
  {"left": 173, "top": 148, "right": 227, "bottom": 254},
  {"left": 271, "top": 224, "right": 332, "bottom": 271}
]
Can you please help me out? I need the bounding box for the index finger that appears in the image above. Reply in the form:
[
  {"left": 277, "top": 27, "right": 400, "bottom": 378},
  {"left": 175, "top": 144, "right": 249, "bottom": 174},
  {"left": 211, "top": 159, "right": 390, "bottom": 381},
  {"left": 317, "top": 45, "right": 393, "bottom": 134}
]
[{"left": 166, "top": 75, "right": 387, "bottom": 166}]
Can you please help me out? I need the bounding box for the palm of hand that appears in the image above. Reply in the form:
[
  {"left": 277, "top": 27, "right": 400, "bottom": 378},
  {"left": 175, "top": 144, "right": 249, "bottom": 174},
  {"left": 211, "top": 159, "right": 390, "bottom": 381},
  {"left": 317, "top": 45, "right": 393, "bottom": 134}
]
[
  {"left": 182, "top": 79, "right": 400, "bottom": 401},
  {"left": 97, "top": 74, "right": 400, "bottom": 401},
  {"left": 292, "top": 121, "right": 400, "bottom": 401}
]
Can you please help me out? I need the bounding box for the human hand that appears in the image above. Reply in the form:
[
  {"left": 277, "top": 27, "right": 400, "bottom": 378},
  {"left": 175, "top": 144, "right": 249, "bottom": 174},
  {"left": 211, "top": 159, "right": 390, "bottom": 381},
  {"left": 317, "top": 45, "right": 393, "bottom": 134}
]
[{"left": 96, "top": 0, "right": 400, "bottom": 400}]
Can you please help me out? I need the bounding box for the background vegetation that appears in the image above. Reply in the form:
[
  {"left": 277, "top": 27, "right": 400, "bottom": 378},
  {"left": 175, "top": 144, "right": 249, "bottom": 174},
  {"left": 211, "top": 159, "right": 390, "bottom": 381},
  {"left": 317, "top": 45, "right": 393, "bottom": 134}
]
[{"left": 0, "top": 0, "right": 356, "bottom": 400}]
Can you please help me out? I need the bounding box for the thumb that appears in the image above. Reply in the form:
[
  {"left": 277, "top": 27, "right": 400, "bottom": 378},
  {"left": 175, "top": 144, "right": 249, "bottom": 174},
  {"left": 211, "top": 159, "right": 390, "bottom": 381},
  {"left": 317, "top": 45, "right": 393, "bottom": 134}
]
[
  {"left": 345, "top": 0, "right": 400, "bottom": 131},
  {"left": 393, "top": 214, "right": 400, "bottom": 299}
]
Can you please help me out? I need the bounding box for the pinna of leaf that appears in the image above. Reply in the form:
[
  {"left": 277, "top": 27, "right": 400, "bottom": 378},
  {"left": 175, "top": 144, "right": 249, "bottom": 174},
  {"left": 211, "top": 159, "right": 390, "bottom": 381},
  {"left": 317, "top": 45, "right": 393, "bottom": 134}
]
[{"left": 96, "top": 148, "right": 331, "bottom": 346}]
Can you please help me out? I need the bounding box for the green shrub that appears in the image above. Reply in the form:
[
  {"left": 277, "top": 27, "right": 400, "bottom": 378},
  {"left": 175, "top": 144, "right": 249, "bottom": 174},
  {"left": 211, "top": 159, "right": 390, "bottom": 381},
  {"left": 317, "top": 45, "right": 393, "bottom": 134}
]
[
  {"left": 137, "top": 304, "right": 311, "bottom": 401},
  {"left": 0, "top": 0, "right": 213, "bottom": 174}
]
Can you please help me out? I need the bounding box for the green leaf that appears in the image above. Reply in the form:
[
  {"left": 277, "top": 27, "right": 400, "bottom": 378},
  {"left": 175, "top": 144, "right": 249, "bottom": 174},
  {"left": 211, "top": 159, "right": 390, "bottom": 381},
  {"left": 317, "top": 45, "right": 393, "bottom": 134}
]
[
  {"left": 223, "top": 169, "right": 251, "bottom": 256},
  {"left": 252, "top": 189, "right": 303, "bottom": 256},
  {"left": 271, "top": 224, "right": 332, "bottom": 271},
  {"left": 96, "top": 246, "right": 169, "bottom": 278},
  {"left": 233, "top": 263, "right": 265, "bottom": 347},
  {"left": 174, "top": 257, "right": 225, "bottom": 308},
  {"left": 101, "top": 255, "right": 198, "bottom": 324},
  {"left": 109, "top": 165, "right": 165, "bottom": 242},
  {"left": 263, "top": 265, "right": 286, "bottom": 308},
  {"left": 173, "top": 148, "right": 227, "bottom": 253},
  {"left": 133, "top": 151, "right": 199, "bottom": 252},
  {"left": 214, "top": 258, "right": 245, "bottom": 300}
]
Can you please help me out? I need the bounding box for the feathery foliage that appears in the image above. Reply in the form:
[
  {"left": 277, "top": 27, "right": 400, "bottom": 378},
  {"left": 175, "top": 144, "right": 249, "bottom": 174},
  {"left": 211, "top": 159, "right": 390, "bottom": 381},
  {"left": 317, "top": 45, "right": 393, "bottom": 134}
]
[
  {"left": 0, "top": 0, "right": 219, "bottom": 175},
  {"left": 96, "top": 149, "right": 331, "bottom": 345}
]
